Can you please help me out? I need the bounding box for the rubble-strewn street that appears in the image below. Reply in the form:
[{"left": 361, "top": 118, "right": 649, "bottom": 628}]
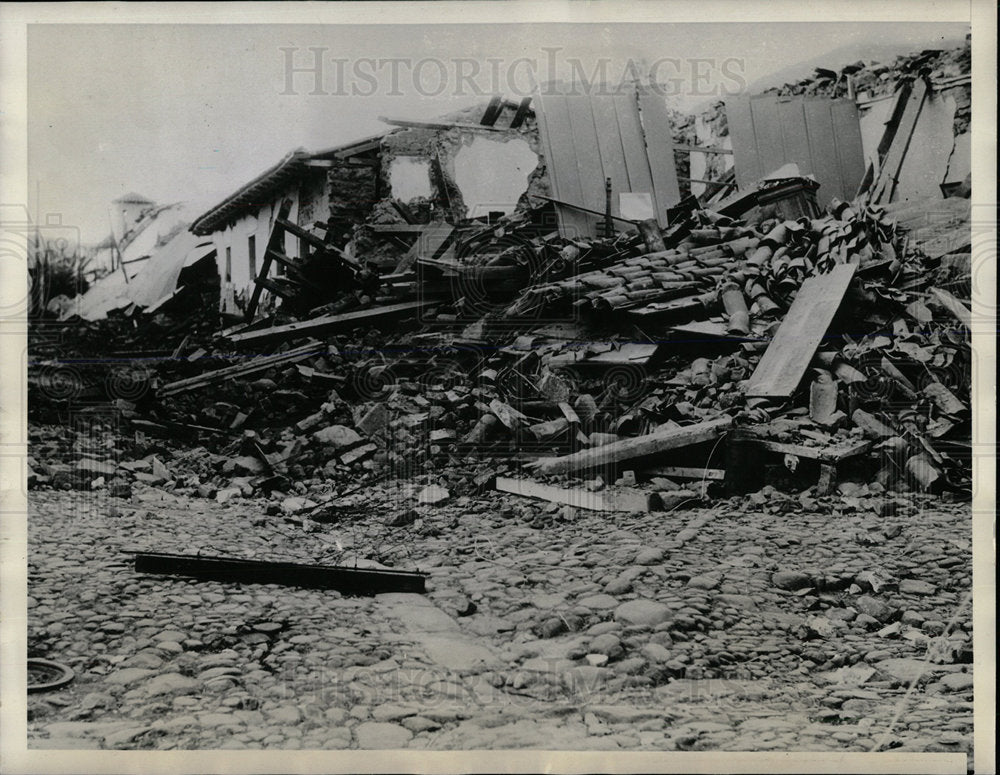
[{"left": 28, "top": 480, "right": 972, "bottom": 752}]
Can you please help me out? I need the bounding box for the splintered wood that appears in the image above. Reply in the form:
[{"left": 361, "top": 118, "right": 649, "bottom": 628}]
[
  {"left": 745, "top": 263, "right": 857, "bottom": 398},
  {"left": 527, "top": 417, "right": 733, "bottom": 477},
  {"left": 495, "top": 477, "right": 655, "bottom": 512}
]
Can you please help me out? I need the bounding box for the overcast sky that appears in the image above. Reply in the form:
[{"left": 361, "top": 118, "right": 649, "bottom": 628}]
[{"left": 27, "top": 21, "right": 969, "bottom": 243}]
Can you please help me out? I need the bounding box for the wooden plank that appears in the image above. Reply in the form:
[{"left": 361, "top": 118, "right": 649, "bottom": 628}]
[
  {"left": 672, "top": 143, "right": 734, "bottom": 155},
  {"left": 480, "top": 95, "right": 504, "bottom": 126},
  {"left": 158, "top": 343, "right": 321, "bottom": 396},
  {"left": 370, "top": 224, "right": 431, "bottom": 234},
  {"left": 265, "top": 249, "right": 301, "bottom": 270},
  {"left": 745, "top": 263, "right": 857, "bottom": 398},
  {"left": 534, "top": 90, "right": 593, "bottom": 239},
  {"left": 802, "top": 99, "right": 844, "bottom": 206},
  {"left": 565, "top": 94, "right": 608, "bottom": 214},
  {"left": 637, "top": 89, "right": 682, "bottom": 226},
  {"left": 776, "top": 99, "right": 813, "bottom": 178},
  {"left": 495, "top": 476, "right": 655, "bottom": 512},
  {"left": 527, "top": 417, "right": 733, "bottom": 476},
  {"left": 870, "top": 82, "right": 912, "bottom": 169},
  {"left": 742, "top": 436, "right": 873, "bottom": 463},
  {"left": 725, "top": 95, "right": 762, "bottom": 187},
  {"left": 130, "top": 419, "right": 235, "bottom": 438},
  {"left": 226, "top": 300, "right": 433, "bottom": 348},
  {"left": 627, "top": 295, "right": 702, "bottom": 318},
  {"left": 669, "top": 319, "right": 762, "bottom": 342},
  {"left": 930, "top": 287, "right": 971, "bottom": 329},
  {"left": 276, "top": 218, "right": 328, "bottom": 251},
  {"left": 256, "top": 277, "right": 298, "bottom": 299},
  {"left": 612, "top": 92, "right": 657, "bottom": 205},
  {"left": 416, "top": 225, "right": 454, "bottom": 260},
  {"left": 133, "top": 552, "right": 426, "bottom": 595},
  {"left": 640, "top": 465, "right": 725, "bottom": 481},
  {"left": 394, "top": 223, "right": 454, "bottom": 274},
  {"left": 510, "top": 96, "right": 532, "bottom": 128},
  {"left": 245, "top": 199, "right": 293, "bottom": 322},
  {"left": 378, "top": 116, "right": 508, "bottom": 133},
  {"left": 677, "top": 177, "right": 736, "bottom": 190},
  {"left": 830, "top": 99, "right": 867, "bottom": 202},
  {"left": 530, "top": 195, "right": 637, "bottom": 225},
  {"left": 871, "top": 78, "right": 928, "bottom": 204},
  {"left": 592, "top": 94, "right": 632, "bottom": 220},
  {"left": 749, "top": 95, "right": 787, "bottom": 179}
]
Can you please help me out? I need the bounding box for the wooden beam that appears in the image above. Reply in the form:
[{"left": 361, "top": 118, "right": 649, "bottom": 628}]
[
  {"left": 930, "top": 287, "right": 971, "bottom": 329},
  {"left": 158, "top": 343, "right": 321, "bottom": 396},
  {"left": 394, "top": 223, "right": 454, "bottom": 274},
  {"left": 226, "top": 300, "right": 433, "bottom": 348},
  {"left": 740, "top": 435, "right": 873, "bottom": 463},
  {"left": 641, "top": 465, "right": 725, "bottom": 481},
  {"left": 627, "top": 295, "right": 703, "bottom": 319},
  {"left": 277, "top": 218, "right": 360, "bottom": 271},
  {"left": 531, "top": 194, "right": 638, "bottom": 225},
  {"left": 510, "top": 96, "right": 532, "bottom": 128},
  {"left": 672, "top": 143, "right": 734, "bottom": 155},
  {"left": 678, "top": 177, "right": 737, "bottom": 190},
  {"left": 378, "top": 116, "right": 509, "bottom": 133},
  {"left": 245, "top": 199, "right": 293, "bottom": 322},
  {"left": 480, "top": 95, "right": 504, "bottom": 126},
  {"left": 130, "top": 419, "right": 236, "bottom": 438},
  {"left": 133, "top": 552, "right": 426, "bottom": 595},
  {"left": 332, "top": 137, "right": 382, "bottom": 159},
  {"left": 526, "top": 417, "right": 733, "bottom": 477},
  {"left": 870, "top": 78, "right": 928, "bottom": 204},
  {"left": 265, "top": 249, "right": 301, "bottom": 270},
  {"left": 391, "top": 199, "right": 419, "bottom": 224},
  {"left": 745, "top": 263, "right": 857, "bottom": 399},
  {"left": 255, "top": 277, "right": 300, "bottom": 299},
  {"left": 370, "top": 224, "right": 434, "bottom": 234},
  {"left": 276, "top": 218, "right": 328, "bottom": 251},
  {"left": 495, "top": 476, "right": 656, "bottom": 512}
]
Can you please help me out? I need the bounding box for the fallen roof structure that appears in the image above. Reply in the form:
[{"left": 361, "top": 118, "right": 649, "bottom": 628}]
[{"left": 31, "top": 40, "right": 974, "bottom": 509}]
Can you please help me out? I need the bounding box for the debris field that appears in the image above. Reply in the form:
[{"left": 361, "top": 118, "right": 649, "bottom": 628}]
[{"left": 25, "top": 39, "right": 975, "bottom": 755}]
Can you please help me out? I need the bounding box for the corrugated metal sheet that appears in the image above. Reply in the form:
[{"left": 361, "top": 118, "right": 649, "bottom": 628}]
[
  {"left": 68, "top": 231, "right": 216, "bottom": 320},
  {"left": 535, "top": 86, "right": 680, "bottom": 239},
  {"left": 726, "top": 95, "right": 866, "bottom": 208}
]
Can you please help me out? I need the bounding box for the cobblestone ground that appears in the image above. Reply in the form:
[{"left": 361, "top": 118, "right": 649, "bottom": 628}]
[{"left": 27, "top": 484, "right": 973, "bottom": 754}]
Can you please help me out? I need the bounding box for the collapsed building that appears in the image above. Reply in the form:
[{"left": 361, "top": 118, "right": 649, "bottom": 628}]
[{"left": 31, "top": 39, "right": 974, "bottom": 516}]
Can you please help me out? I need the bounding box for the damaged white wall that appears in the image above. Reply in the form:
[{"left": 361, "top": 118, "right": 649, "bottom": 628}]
[
  {"left": 381, "top": 116, "right": 544, "bottom": 223},
  {"left": 894, "top": 92, "right": 957, "bottom": 202},
  {"left": 389, "top": 157, "right": 434, "bottom": 202},
  {"left": 859, "top": 89, "right": 962, "bottom": 203},
  {"left": 208, "top": 194, "right": 300, "bottom": 313},
  {"left": 452, "top": 136, "right": 538, "bottom": 217}
]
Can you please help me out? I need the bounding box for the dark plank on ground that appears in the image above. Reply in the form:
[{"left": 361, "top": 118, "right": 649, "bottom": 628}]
[{"left": 133, "top": 552, "right": 426, "bottom": 595}]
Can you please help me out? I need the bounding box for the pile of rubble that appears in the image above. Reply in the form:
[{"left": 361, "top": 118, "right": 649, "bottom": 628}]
[
  {"left": 767, "top": 38, "right": 971, "bottom": 135},
  {"left": 28, "top": 171, "right": 972, "bottom": 518},
  {"left": 27, "top": 35, "right": 975, "bottom": 522}
]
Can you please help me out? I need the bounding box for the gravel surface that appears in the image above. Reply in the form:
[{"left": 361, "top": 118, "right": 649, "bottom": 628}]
[{"left": 27, "top": 483, "right": 973, "bottom": 753}]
